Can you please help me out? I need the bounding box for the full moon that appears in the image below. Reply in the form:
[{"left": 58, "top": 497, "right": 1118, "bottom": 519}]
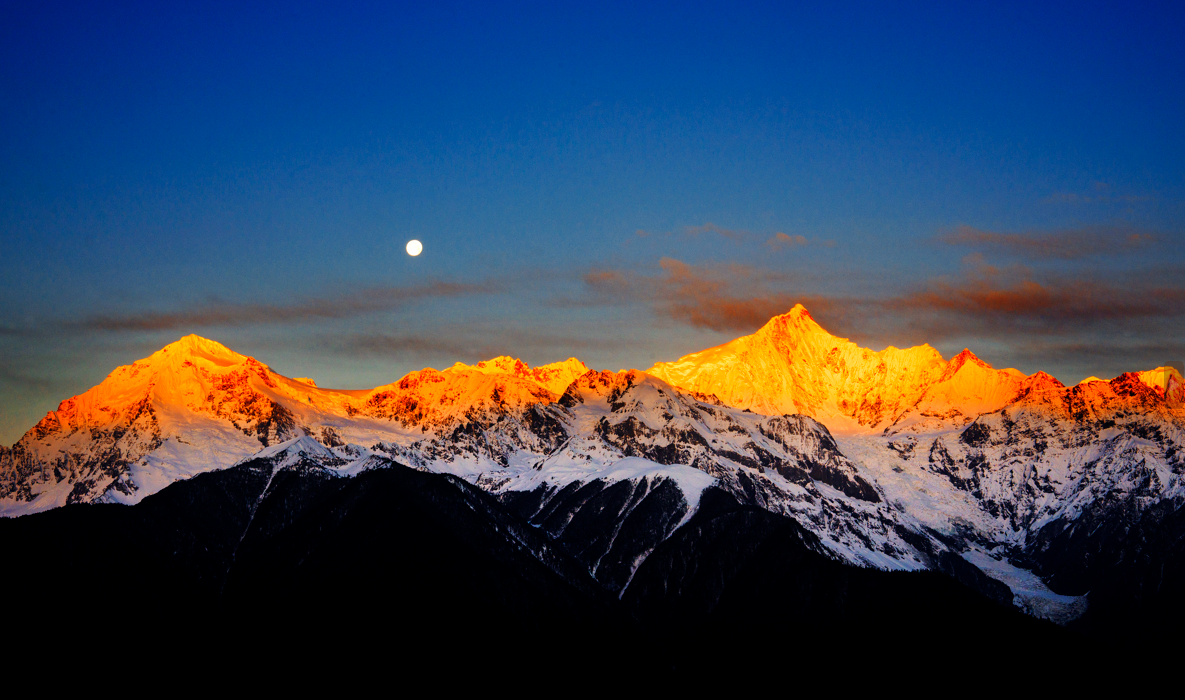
[{"left": 405, "top": 239, "right": 423, "bottom": 256}]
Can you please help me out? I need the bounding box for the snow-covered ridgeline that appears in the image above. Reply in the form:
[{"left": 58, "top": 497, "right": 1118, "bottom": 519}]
[{"left": 4, "top": 309, "right": 1184, "bottom": 620}]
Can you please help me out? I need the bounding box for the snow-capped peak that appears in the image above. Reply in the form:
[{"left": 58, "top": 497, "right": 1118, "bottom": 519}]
[
  {"left": 942, "top": 348, "right": 991, "bottom": 376},
  {"left": 648, "top": 304, "right": 1021, "bottom": 434},
  {"left": 450, "top": 355, "right": 590, "bottom": 394},
  {"left": 148, "top": 334, "right": 248, "bottom": 366},
  {"left": 1137, "top": 366, "right": 1185, "bottom": 393},
  {"left": 754, "top": 303, "right": 823, "bottom": 336}
]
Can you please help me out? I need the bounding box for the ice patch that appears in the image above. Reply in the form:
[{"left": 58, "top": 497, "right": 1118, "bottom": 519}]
[{"left": 962, "top": 549, "right": 1088, "bottom": 624}]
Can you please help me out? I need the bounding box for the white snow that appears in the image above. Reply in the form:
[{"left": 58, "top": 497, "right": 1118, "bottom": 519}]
[
  {"left": 961, "top": 549, "right": 1088, "bottom": 624},
  {"left": 236, "top": 435, "right": 338, "bottom": 466}
]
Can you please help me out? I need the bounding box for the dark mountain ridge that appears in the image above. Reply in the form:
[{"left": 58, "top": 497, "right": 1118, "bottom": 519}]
[{"left": 3, "top": 447, "right": 1078, "bottom": 676}]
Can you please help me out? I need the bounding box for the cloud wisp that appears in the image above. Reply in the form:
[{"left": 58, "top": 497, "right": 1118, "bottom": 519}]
[
  {"left": 77, "top": 281, "right": 499, "bottom": 332},
  {"left": 339, "top": 333, "right": 505, "bottom": 362},
  {"left": 683, "top": 222, "right": 752, "bottom": 241},
  {"left": 1042, "top": 192, "right": 1154, "bottom": 205},
  {"left": 0, "top": 366, "right": 57, "bottom": 392},
  {"left": 636, "top": 222, "right": 757, "bottom": 242},
  {"left": 762, "top": 232, "right": 836, "bottom": 249},
  {"left": 937, "top": 224, "right": 1159, "bottom": 260},
  {"left": 336, "top": 327, "right": 638, "bottom": 367},
  {"left": 635, "top": 223, "right": 836, "bottom": 252},
  {"left": 766, "top": 232, "right": 807, "bottom": 248}
]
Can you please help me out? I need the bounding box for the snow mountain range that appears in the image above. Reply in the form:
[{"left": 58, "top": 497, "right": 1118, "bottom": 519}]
[{"left": 4, "top": 304, "right": 1184, "bottom": 633}]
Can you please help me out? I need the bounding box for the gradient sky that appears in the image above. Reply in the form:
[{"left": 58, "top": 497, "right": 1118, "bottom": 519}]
[{"left": 2, "top": 1, "right": 1184, "bottom": 443}]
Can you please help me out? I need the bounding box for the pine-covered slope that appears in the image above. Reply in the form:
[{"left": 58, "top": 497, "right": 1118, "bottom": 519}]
[{"left": 2, "top": 442, "right": 1065, "bottom": 671}]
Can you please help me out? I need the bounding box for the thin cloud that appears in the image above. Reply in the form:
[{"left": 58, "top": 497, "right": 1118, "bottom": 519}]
[
  {"left": 937, "top": 224, "right": 1159, "bottom": 259},
  {"left": 684, "top": 222, "right": 751, "bottom": 241},
  {"left": 341, "top": 334, "right": 503, "bottom": 360},
  {"left": 0, "top": 366, "right": 56, "bottom": 391},
  {"left": 78, "top": 281, "right": 499, "bottom": 332},
  {"left": 767, "top": 232, "right": 808, "bottom": 249},
  {"left": 1002, "top": 338, "right": 1185, "bottom": 364},
  {"left": 894, "top": 278, "right": 1179, "bottom": 323},
  {"left": 636, "top": 222, "right": 810, "bottom": 247},
  {"left": 337, "top": 329, "right": 631, "bottom": 365},
  {"left": 1042, "top": 192, "right": 1154, "bottom": 205}
]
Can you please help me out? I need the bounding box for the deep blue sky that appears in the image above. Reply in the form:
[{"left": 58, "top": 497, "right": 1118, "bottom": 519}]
[{"left": 2, "top": 1, "right": 1184, "bottom": 442}]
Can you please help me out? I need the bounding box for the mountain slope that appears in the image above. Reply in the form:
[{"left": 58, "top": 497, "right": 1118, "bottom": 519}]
[
  {"left": 5, "top": 311, "right": 1185, "bottom": 632},
  {"left": 1, "top": 336, "right": 941, "bottom": 573},
  {"left": 0, "top": 441, "right": 620, "bottom": 643},
  {"left": 1, "top": 443, "right": 1069, "bottom": 668}
]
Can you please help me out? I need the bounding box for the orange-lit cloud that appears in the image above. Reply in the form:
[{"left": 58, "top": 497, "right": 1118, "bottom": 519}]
[
  {"left": 585, "top": 254, "right": 1185, "bottom": 346},
  {"left": 896, "top": 278, "right": 1178, "bottom": 323},
  {"left": 892, "top": 250, "right": 1184, "bottom": 329},
  {"left": 938, "top": 224, "right": 1158, "bottom": 259},
  {"left": 656, "top": 257, "right": 799, "bottom": 331},
  {"left": 585, "top": 257, "right": 846, "bottom": 332}
]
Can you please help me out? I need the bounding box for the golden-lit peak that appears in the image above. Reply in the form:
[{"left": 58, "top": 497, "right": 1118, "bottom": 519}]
[
  {"left": 754, "top": 304, "right": 830, "bottom": 339},
  {"left": 1136, "top": 366, "right": 1185, "bottom": 392},
  {"left": 154, "top": 334, "right": 242, "bottom": 360},
  {"left": 1025, "top": 371, "right": 1065, "bottom": 390},
  {"left": 774, "top": 303, "right": 816, "bottom": 325},
  {"left": 472, "top": 356, "right": 527, "bottom": 372},
  {"left": 130, "top": 334, "right": 255, "bottom": 374},
  {"left": 946, "top": 348, "right": 992, "bottom": 372},
  {"left": 457, "top": 355, "right": 588, "bottom": 372},
  {"left": 445, "top": 355, "right": 590, "bottom": 394},
  {"left": 449, "top": 356, "right": 527, "bottom": 375}
]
